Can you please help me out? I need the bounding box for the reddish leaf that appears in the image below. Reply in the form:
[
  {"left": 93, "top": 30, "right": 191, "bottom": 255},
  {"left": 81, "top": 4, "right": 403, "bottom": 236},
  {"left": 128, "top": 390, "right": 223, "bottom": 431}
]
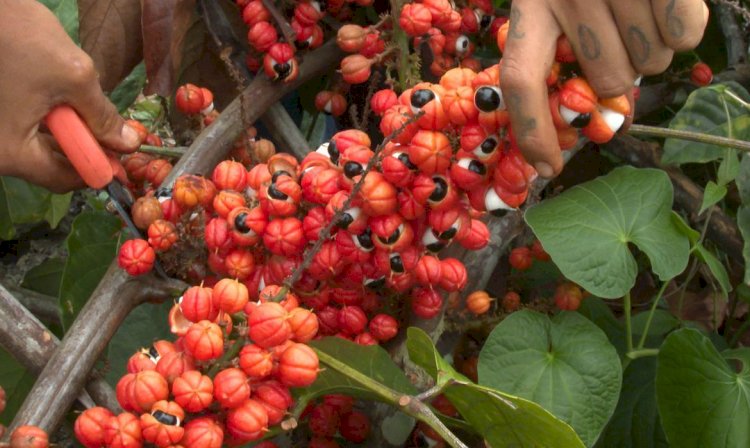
[
  {"left": 140, "top": 0, "right": 197, "bottom": 96},
  {"left": 78, "top": 0, "right": 143, "bottom": 91}
]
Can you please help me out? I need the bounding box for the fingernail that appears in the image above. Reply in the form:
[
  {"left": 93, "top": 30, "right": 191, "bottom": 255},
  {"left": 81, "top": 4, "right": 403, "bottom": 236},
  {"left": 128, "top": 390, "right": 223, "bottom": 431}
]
[
  {"left": 121, "top": 124, "right": 140, "bottom": 148},
  {"left": 535, "top": 162, "right": 555, "bottom": 178}
]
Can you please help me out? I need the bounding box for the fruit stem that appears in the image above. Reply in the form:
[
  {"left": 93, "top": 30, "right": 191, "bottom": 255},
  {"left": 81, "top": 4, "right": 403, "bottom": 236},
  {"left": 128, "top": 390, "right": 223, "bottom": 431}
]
[
  {"left": 138, "top": 145, "right": 187, "bottom": 158},
  {"left": 627, "top": 124, "right": 750, "bottom": 153},
  {"left": 315, "top": 349, "right": 469, "bottom": 448},
  {"left": 635, "top": 280, "right": 671, "bottom": 350},
  {"left": 388, "top": 0, "right": 411, "bottom": 91},
  {"left": 207, "top": 336, "right": 246, "bottom": 378},
  {"left": 624, "top": 290, "right": 633, "bottom": 355},
  {"left": 625, "top": 348, "right": 659, "bottom": 360}
]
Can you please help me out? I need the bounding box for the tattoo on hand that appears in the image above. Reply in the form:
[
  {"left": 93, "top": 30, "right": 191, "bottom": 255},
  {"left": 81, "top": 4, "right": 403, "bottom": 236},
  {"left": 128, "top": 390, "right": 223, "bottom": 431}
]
[
  {"left": 666, "top": 0, "right": 685, "bottom": 38},
  {"left": 627, "top": 26, "right": 650, "bottom": 65},
  {"left": 578, "top": 24, "right": 601, "bottom": 60},
  {"left": 506, "top": 93, "right": 537, "bottom": 139},
  {"left": 508, "top": 7, "right": 525, "bottom": 39}
]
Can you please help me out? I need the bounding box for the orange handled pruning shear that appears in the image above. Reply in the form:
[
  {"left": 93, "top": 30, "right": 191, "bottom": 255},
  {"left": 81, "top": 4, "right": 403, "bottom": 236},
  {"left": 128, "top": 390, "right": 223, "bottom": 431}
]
[{"left": 45, "top": 105, "right": 168, "bottom": 278}]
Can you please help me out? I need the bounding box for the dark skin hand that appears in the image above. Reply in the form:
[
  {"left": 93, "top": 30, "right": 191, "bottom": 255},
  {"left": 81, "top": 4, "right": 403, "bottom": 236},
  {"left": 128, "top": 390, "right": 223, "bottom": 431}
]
[
  {"left": 501, "top": 0, "right": 710, "bottom": 178},
  {"left": 0, "top": 0, "right": 140, "bottom": 193}
]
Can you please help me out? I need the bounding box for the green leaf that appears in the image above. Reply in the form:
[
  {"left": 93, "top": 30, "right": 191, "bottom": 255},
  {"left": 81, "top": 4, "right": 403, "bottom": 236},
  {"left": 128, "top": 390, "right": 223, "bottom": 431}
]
[
  {"left": 699, "top": 181, "right": 727, "bottom": 214},
  {"left": 408, "top": 327, "right": 585, "bottom": 448},
  {"left": 525, "top": 166, "right": 690, "bottom": 298},
  {"left": 595, "top": 357, "right": 668, "bottom": 448},
  {"left": 21, "top": 258, "right": 65, "bottom": 298},
  {"left": 576, "top": 297, "right": 627, "bottom": 354},
  {"left": 38, "top": 0, "right": 79, "bottom": 43},
  {"left": 301, "top": 337, "right": 417, "bottom": 404},
  {"left": 0, "top": 349, "right": 36, "bottom": 422},
  {"left": 110, "top": 62, "right": 147, "bottom": 113},
  {"left": 662, "top": 82, "right": 750, "bottom": 165},
  {"left": 59, "top": 211, "right": 122, "bottom": 330},
  {"left": 656, "top": 328, "right": 750, "bottom": 447},
  {"left": 694, "top": 244, "right": 731, "bottom": 299},
  {"left": 105, "top": 301, "right": 176, "bottom": 385},
  {"left": 478, "top": 311, "right": 622, "bottom": 447},
  {"left": 718, "top": 150, "right": 740, "bottom": 186},
  {"left": 381, "top": 411, "right": 417, "bottom": 446},
  {"left": 0, "top": 177, "right": 73, "bottom": 240}
]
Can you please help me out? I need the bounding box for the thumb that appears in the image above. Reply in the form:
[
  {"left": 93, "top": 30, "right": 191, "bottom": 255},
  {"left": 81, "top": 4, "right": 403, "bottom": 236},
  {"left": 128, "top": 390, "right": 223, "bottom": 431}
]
[{"left": 61, "top": 55, "right": 141, "bottom": 154}]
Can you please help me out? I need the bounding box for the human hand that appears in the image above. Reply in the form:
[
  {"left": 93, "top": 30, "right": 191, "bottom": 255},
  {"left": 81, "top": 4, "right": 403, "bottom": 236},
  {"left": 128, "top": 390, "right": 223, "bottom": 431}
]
[
  {"left": 501, "top": 0, "right": 710, "bottom": 178},
  {"left": 0, "top": 0, "right": 141, "bottom": 193}
]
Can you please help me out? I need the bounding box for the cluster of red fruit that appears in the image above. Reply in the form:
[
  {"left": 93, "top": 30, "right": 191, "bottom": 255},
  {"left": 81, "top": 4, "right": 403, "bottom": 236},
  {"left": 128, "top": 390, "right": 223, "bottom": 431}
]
[
  {"left": 73, "top": 281, "right": 320, "bottom": 447},
  {"left": 301, "top": 395, "right": 371, "bottom": 447}
]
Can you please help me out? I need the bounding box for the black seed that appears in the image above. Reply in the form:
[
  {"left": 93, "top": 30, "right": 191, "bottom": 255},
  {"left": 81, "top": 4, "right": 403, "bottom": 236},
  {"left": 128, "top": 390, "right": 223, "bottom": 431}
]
[
  {"left": 272, "top": 170, "right": 291, "bottom": 182},
  {"left": 274, "top": 62, "right": 291, "bottom": 79},
  {"left": 438, "top": 227, "right": 457, "bottom": 240},
  {"left": 490, "top": 208, "right": 511, "bottom": 218},
  {"left": 570, "top": 113, "right": 592, "bottom": 128},
  {"left": 475, "top": 86, "right": 501, "bottom": 112},
  {"left": 148, "top": 346, "right": 159, "bottom": 360},
  {"left": 480, "top": 14, "right": 492, "bottom": 29},
  {"left": 480, "top": 136, "right": 498, "bottom": 154},
  {"left": 268, "top": 184, "right": 288, "bottom": 200},
  {"left": 397, "top": 152, "right": 417, "bottom": 170},
  {"left": 430, "top": 177, "right": 448, "bottom": 202},
  {"left": 154, "top": 187, "right": 172, "bottom": 199},
  {"left": 458, "top": 36, "right": 469, "bottom": 50},
  {"left": 234, "top": 212, "right": 250, "bottom": 233},
  {"left": 152, "top": 410, "right": 178, "bottom": 426},
  {"left": 298, "top": 39, "right": 310, "bottom": 50},
  {"left": 390, "top": 254, "right": 405, "bottom": 273},
  {"left": 356, "top": 229, "right": 374, "bottom": 250},
  {"left": 365, "top": 276, "right": 386, "bottom": 290},
  {"left": 426, "top": 241, "right": 446, "bottom": 253},
  {"left": 344, "top": 161, "right": 363, "bottom": 178},
  {"left": 411, "top": 89, "right": 435, "bottom": 109},
  {"left": 337, "top": 213, "right": 354, "bottom": 229},
  {"left": 327, "top": 141, "right": 340, "bottom": 165},
  {"left": 468, "top": 160, "right": 486, "bottom": 175},
  {"left": 379, "top": 226, "right": 401, "bottom": 245}
]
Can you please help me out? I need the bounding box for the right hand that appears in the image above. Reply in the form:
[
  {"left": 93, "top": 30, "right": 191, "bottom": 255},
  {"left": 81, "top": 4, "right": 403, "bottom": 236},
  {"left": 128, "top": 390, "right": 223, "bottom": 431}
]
[
  {"left": 501, "top": 0, "right": 710, "bottom": 178},
  {"left": 0, "top": 0, "right": 141, "bottom": 193}
]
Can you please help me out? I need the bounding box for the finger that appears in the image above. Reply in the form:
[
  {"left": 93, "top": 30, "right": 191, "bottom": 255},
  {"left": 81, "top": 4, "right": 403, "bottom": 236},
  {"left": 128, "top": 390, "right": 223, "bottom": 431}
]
[
  {"left": 652, "top": 0, "right": 708, "bottom": 51},
  {"left": 500, "top": 1, "right": 562, "bottom": 178},
  {"left": 58, "top": 52, "right": 141, "bottom": 154},
  {"left": 552, "top": 3, "right": 638, "bottom": 98},
  {"left": 11, "top": 135, "right": 86, "bottom": 194},
  {"left": 609, "top": 0, "right": 674, "bottom": 75}
]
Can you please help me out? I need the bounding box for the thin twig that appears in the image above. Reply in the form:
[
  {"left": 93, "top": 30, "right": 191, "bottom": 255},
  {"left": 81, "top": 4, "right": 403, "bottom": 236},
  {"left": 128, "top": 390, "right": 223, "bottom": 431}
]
[
  {"left": 628, "top": 123, "right": 750, "bottom": 152},
  {"left": 138, "top": 145, "right": 187, "bottom": 158}
]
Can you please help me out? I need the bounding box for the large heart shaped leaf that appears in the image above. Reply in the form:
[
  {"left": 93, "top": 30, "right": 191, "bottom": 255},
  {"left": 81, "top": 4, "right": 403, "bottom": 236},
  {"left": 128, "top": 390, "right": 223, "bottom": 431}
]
[
  {"left": 478, "top": 311, "right": 622, "bottom": 447},
  {"left": 525, "top": 166, "right": 689, "bottom": 298},
  {"left": 662, "top": 82, "right": 750, "bottom": 165},
  {"left": 408, "top": 328, "right": 584, "bottom": 448},
  {"left": 656, "top": 328, "right": 750, "bottom": 447}
]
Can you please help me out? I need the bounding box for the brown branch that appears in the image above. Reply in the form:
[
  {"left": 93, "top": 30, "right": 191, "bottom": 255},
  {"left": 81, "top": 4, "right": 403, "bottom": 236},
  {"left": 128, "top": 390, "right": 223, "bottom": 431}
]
[
  {"left": 163, "top": 40, "right": 344, "bottom": 186},
  {"left": 0, "top": 284, "right": 118, "bottom": 413},
  {"left": 261, "top": 0, "right": 296, "bottom": 48},
  {"left": 2, "top": 285, "right": 61, "bottom": 326},
  {"left": 603, "top": 134, "right": 743, "bottom": 261},
  {"left": 8, "top": 40, "right": 341, "bottom": 437},
  {"left": 6, "top": 268, "right": 187, "bottom": 436},
  {"left": 199, "top": 0, "right": 311, "bottom": 159}
]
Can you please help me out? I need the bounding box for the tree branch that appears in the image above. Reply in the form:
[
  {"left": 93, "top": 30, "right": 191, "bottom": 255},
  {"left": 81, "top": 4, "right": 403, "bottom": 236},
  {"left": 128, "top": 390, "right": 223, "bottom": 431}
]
[
  {"left": 713, "top": 2, "right": 748, "bottom": 66},
  {"left": 0, "top": 284, "right": 118, "bottom": 413},
  {"left": 6, "top": 269, "right": 186, "bottom": 435}
]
